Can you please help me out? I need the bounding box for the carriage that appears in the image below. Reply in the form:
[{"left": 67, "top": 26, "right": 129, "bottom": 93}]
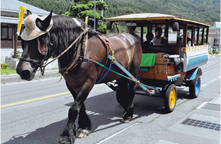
[
  {"left": 16, "top": 10, "right": 211, "bottom": 143},
  {"left": 105, "top": 13, "right": 211, "bottom": 112}
]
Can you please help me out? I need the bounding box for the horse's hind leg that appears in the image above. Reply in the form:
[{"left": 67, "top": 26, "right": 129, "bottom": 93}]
[
  {"left": 116, "top": 77, "right": 128, "bottom": 109},
  {"left": 121, "top": 80, "right": 136, "bottom": 123},
  {"left": 116, "top": 77, "right": 135, "bottom": 123}
]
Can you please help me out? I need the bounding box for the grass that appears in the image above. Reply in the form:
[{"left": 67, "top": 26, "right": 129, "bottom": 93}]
[
  {"left": 1, "top": 67, "right": 17, "bottom": 75},
  {"left": 148, "top": 115, "right": 160, "bottom": 123}
]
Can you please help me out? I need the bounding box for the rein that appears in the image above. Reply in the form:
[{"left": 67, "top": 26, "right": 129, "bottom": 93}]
[{"left": 42, "top": 27, "right": 89, "bottom": 69}]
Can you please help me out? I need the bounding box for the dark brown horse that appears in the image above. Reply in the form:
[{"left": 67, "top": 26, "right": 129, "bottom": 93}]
[{"left": 16, "top": 10, "right": 142, "bottom": 144}]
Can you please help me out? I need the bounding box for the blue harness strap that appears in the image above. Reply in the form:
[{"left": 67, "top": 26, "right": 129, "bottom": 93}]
[{"left": 95, "top": 62, "right": 112, "bottom": 84}]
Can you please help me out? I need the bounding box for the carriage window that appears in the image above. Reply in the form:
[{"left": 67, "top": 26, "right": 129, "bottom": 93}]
[
  {"left": 199, "top": 28, "right": 204, "bottom": 45},
  {"left": 194, "top": 27, "right": 200, "bottom": 46},
  {"left": 168, "top": 27, "right": 177, "bottom": 44},
  {"left": 187, "top": 29, "right": 192, "bottom": 46}
]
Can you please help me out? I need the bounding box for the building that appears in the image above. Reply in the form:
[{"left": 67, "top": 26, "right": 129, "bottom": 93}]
[
  {"left": 1, "top": 0, "right": 52, "bottom": 48},
  {"left": 208, "top": 22, "right": 220, "bottom": 50}
]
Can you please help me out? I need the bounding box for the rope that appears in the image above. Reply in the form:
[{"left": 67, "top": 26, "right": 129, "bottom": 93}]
[
  {"left": 85, "top": 57, "right": 156, "bottom": 90},
  {"left": 42, "top": 28, "right": 89, "bottom": 68},
  {"left": 95, "top": 62, "right": 112, "bottom": 84}
]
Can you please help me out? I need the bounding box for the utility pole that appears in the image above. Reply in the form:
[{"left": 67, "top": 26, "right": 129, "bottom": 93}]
[
  {"left": 101, "top": 0, "right": 103, "bottom": 25},
  {"left": 94, "top": 0, "right": 96, "bottom": 30}
]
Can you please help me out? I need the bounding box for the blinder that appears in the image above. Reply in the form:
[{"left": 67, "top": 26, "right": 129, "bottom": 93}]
[{"left": 20, "top": 34, "right": 52, "bottom": 75}]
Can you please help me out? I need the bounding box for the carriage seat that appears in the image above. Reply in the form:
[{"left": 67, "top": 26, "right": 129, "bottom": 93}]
[{"left": 140, "top": 53, "right": 156, "bottom": 71}]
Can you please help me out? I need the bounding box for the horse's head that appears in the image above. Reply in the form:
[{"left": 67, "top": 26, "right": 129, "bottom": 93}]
[{"left": 16, "top": 10, "right": 53, "bottom": 80}]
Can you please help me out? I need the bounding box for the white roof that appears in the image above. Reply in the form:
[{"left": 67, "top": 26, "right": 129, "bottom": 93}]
[
  {"left": 1, "top": 16, "right": 24, "bottom": 24},
  {"left": 1, "top": 0, "right": 50, "bottom": 16},
  {"left": 1, "top": 0, "right": 54, "bottom": 24},
  {"left": 105, "top": 13, "right": 211, "bottom": 27}
]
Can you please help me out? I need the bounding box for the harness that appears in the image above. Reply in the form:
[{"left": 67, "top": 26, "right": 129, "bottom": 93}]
[{"left": 20, "top": 17, "right": 159, "bottom": 96}]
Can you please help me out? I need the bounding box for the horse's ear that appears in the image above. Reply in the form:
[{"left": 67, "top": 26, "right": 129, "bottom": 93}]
[
  {"left": 26, "top": 9, "right": 32, "bottom": 16},
  {"left": 36, "top": 11, "right": 53, "bottom": 31}
]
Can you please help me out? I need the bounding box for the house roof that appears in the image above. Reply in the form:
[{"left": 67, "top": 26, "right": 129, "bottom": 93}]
[
  {"left": 1, "top": 0, "right": 53, "bottom": 25},
  {"left": 214, "top": 22, "right": 220, "bottom": 28},
  {"left": 1, "top": 0, "right": 50, "bottom": 16},
  {"left": 1, "top": 16, "right": 24, "bottom": 24},
  {"left": 209, "top": 22, "right": 221, "bottom": 30}
]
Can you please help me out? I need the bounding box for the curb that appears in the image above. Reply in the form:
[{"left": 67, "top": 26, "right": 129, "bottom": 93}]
[{"left": 1, "top": 69, "right": 61, "bottom": 84}]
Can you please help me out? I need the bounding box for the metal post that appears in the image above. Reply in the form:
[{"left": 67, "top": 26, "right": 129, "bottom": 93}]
[
  {"left": 14, "top": 33, "right": 18, "bottom": 58},
  {"left": 94, "top": 0, "right": 96, "bottom": 30},
  {"left": 101, "top": 0, "right": 103, "bottom": 17},
  {"left": 101, "top": 0, "right": 103, "bottom": 25}
]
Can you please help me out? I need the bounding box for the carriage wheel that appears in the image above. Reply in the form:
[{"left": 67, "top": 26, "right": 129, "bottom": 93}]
[
  {"left": 189, "top": 76, "right": 201, "bottom": 98},
  {"left": 164, "top": 84, "right": 177, "bottom": 113}
]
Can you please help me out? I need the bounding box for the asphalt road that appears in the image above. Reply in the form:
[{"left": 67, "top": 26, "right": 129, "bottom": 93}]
[{"left": 1, "top": 56, "right": 220, "bottom": 144}]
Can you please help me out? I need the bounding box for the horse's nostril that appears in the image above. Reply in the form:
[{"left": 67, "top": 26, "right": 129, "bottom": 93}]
[{"left": 20, "top": 70, "right": 31, "bottom": 80}]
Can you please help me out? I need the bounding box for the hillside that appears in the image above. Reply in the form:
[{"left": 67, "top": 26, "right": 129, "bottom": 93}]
[
  {"left": 19, "top": 0, "right": 220, "bottom": 24},
  {"left": 104, "top": 0, "right": 220, "bottom": 24}
]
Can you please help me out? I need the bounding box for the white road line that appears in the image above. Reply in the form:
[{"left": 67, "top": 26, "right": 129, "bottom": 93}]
[
  {"left": 201, "top": 76, "right": 221, "bottom": 88},
  {"left": 2, "top": 77, "right": 62, "bottom": 86},
  {"left": 97, "top": 123, "right": 138, "bottom": 144},
  {"left": 197, "top": 76, "right": 221, "bottom": 109},
  {"left": 197, "top": 102, "right": 208, "bottom": 109}
]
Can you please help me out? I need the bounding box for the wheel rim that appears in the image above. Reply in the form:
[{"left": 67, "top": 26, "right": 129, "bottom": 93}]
[
  {"left": 195, "top": 78, "right": 200, "bottom": 95},
  {"left": 169, "top": 89, "right": 176, "bottom": 109}
]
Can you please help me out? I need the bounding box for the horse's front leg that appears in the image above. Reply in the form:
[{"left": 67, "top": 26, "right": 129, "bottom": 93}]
[
  {"left": 77, "top": 103, "right": 91, "bottom": 138},
  {"left": 59, "top": 80, "right": 94, "bottom": 144}
]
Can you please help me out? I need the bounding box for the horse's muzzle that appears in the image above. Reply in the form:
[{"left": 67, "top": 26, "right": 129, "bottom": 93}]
[{"left": 16, "top": 62, "right": 35, "bottom": 81}]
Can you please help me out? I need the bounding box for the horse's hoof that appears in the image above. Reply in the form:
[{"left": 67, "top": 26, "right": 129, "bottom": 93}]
[
  {"left": 58, "top": 136, "right": 71, "bottom": 144},
  {"left": 78, "top": 129, "right": 90, "bottom": 138},
  {"left": 122, "top": 118, "right": 131, "bottom": 123}
]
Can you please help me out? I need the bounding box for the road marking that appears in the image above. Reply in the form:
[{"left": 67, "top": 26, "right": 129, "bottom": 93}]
[
  {"left": 197, "top": 76, "right": 221, "bottom": 109},
  {"left": 97, "top": 123, "right": 138, "bottom": 144},
  {"left": 1, "top": 83, "right": 105, "bottom": 108},
  {"left": 206, "top": 60, "right": 221, "bottom": 64},
  {"left": 2, "top": 77, "right": 60, "bottom": 86},
  {"left": 197, "top": 102, "right": 208, "bottom": 109},
  {"left": 201, "top": 76, "right": 221, "bottom": 88}
]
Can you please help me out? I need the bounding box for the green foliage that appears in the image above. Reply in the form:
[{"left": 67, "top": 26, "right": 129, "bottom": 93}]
[
  {"left": 19, "top": 0, "right": 75, "bottom": 15},
  {"left": 104, "top": 0, "right": 219, "bottom": 25},
  {"left": 19, "top": 0, "right": 219, "bottom": 27},
  {"left": 1, "top": 63, "right": 9, "bottom": 70},
  {"left": 11, "top": 50, "right": 21, "bottom": 59},
  {"left": 64, "top": 0, "right": 108, "bottom": 33},
  {"left": 1, "top": 67, "right": 16, "bottom": 75},
  {"left": 97, "top": 23, "right": 107, "bottom": 33}
]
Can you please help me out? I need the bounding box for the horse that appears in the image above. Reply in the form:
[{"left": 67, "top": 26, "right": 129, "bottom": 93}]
[{"left": 16, "top": 10, "right": 142, "bottom": 144}]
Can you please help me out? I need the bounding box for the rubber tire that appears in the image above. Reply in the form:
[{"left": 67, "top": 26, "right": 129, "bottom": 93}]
[
  {"left": 189, "top": 76, "right": 201, "bottom": 98},
  {"left": 164, "top": 84, "right": 177, "bottom": 113}
]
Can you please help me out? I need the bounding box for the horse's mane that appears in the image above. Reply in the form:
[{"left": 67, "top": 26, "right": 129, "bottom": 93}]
[{"left": 49, "top": 15, "right": 96, "bottom": 57}]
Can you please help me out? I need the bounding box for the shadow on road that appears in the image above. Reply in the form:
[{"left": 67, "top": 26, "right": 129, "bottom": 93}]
[{"left": 3, "top": 87, "right": 190, "bottom": 144}]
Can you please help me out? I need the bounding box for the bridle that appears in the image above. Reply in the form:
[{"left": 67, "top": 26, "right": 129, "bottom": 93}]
[
  {"left": 20, "top": 27, "right": 89, "bottom": 75},
  {"left": 20, "top": 32, "right": 53, "bottom": 75}
]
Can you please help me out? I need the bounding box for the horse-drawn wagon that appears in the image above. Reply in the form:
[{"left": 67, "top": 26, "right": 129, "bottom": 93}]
[
  {"left": 105, "top": 13, "right": 211, "bottom": 112},
  {"left": 16, "top": 10, "right": 211, "bottom": 143}
]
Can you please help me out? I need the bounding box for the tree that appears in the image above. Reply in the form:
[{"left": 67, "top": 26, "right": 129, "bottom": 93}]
[{"left": 64, "top": 0, "right": 108, "bottom": 33}]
